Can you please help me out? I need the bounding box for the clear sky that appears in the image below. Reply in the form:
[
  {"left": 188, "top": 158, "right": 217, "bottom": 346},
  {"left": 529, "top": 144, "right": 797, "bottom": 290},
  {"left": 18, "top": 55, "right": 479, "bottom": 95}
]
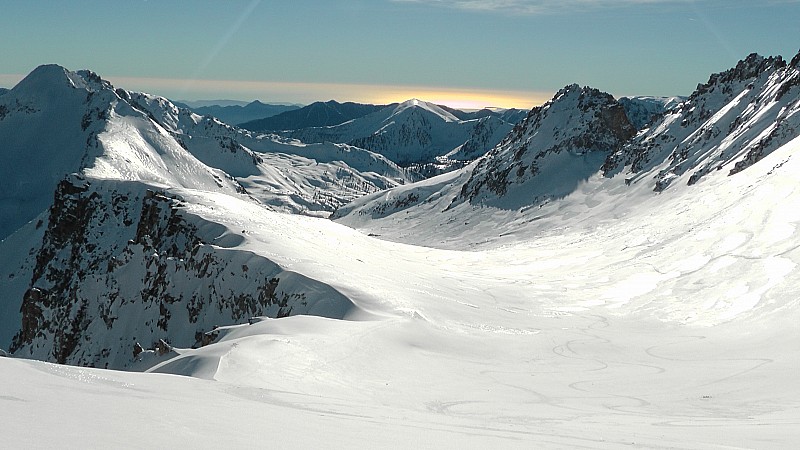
[{"left": 1, "top": 0, "right": 798, "bottom": 109}]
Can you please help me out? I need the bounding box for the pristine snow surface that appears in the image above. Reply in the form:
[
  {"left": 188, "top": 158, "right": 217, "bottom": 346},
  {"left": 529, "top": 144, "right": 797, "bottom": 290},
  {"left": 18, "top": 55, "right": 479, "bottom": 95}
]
[{"left": 3, "top": 56, "right": 800, "bottom": 448}]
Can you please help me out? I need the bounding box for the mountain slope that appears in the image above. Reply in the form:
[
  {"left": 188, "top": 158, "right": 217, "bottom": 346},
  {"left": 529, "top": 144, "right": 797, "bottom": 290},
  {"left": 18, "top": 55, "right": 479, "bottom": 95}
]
[
  {"left": 121, "top": 90, "right": 410, "bottom": 216},
  {"left": 0, "top": 65, "right": 243, "bottom": 240},
  {"left": 332, "top": 84, "right": 636, "bottom": 231}
]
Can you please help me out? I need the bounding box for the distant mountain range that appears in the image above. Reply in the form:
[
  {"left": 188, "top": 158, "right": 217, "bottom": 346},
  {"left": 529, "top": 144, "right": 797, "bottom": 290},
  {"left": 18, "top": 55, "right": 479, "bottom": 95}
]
[
  {"left": 334, "top": 52, "right": 800, "bottom": 247},
  {"left": 257, "top": 99, "right": 523, "bottom": 170},
  {"left": 239, "top": 100, "right": 389, "bottom": 131},
  {"left": 175, "top": 100, "right": 301, "bottom": 127}
]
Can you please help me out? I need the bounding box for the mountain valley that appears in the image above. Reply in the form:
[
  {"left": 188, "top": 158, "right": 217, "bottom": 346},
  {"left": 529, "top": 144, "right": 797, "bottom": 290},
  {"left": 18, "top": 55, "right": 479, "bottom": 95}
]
[{"left": 2, "top": 51, "right": 800, "bottom": 448}]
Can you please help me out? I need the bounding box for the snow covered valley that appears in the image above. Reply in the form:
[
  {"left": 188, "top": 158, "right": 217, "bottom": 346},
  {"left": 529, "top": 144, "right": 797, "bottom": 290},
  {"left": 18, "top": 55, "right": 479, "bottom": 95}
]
[{"left": 2, "top": 54, "right": 800, "bottom": 448}]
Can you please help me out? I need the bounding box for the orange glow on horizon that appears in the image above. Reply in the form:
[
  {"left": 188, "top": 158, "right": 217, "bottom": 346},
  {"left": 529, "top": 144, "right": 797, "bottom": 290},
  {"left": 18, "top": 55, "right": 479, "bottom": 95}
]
[
  {"left": 104, "top": 75, "right": 549, "bottom": 110},
  {"left": 1, "top": 72, "right": 550, "bottom": 110}
]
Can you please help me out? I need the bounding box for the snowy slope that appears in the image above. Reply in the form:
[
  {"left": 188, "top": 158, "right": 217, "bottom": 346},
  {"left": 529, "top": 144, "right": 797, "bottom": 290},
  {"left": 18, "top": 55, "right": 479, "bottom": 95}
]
[
  {"left": 335, "top": 52, "right": 800, "bottom": 246},
  {"left": 0, "top": 178, "right": 361, "bottom": 368},
  {"left": 284, "top": 99, "right": 515, "bottom": 167},
  {"left": 333, "top": 84, "right": 636, "bottom": 229}
]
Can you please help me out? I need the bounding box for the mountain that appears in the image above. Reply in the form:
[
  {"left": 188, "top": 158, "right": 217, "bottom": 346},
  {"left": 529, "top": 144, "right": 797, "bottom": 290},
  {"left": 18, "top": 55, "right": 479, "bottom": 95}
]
[
  {"left": 604, "top": 52, "right": 800, "bottom": 191},
  {"left": 0, "top": 87, "right": 8, "bottom": 96},
  {"left": 283, "top": 98, "right": 516, "bottom": 167},
  {"left": 119, "top": 90, "right": 408, "bottom": 216},
  {"left": 186, "top": 100, "right": 300, "bottom": 127},
  {"left": 332, "top": 84, "right": 636, "bottom": 230},
  {"left": 439, "top": 104, "right": 528, "bottom": 124},
  {"left": 239, "top": 100, "right": 387, "bottom": 131},
  {"left": 334, "top": 51, "right": 800, "bottom": 248},
  {"left": 0, "top": 65, "right": 407, "bottom": 367},
  {"left": 618, "top": 95, "right": 685, "bottom": 129},
  {"left": 457, "top": 85, "right": 635, "bottom": 208},
  {"left": 0, "top": 65, "right": 242, "bottom": 241}
]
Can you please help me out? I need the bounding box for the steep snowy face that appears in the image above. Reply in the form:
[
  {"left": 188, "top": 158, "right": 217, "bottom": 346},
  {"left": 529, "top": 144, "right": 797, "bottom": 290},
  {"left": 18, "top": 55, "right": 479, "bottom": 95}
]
[
  {"left": 457, "top": 84, "right": 635, "bottom": 208},
  {"left": 604, "top": 52, "right": 800, "bottom": 191},
  {"left": 283, "top": 99, "right": 515, "bottom": 167},
  {"left": 0, "top": 65, "right": 244, "bottom": 240}
]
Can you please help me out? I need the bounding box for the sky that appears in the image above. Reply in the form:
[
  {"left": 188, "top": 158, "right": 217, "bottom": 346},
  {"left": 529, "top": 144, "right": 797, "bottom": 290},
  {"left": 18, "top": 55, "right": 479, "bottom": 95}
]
[{"left": 1, "top": 0, "right": 798, "bottom": 109}]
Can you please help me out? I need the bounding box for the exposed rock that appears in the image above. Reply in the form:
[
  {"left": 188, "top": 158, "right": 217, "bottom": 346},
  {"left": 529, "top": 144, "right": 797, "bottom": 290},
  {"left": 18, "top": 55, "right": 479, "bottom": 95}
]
[
  {"left": 458, "top": 84, "right": 635, "bottom": 208},
  {"left": 8, "top": 177, "right": 334, "bottom": 369}
]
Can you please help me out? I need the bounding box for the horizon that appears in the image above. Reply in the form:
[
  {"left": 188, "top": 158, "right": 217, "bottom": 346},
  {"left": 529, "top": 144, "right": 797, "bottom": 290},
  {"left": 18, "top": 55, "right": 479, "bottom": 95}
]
[{"left": 2, "top": 1, "right": 798, "bottom": 109}]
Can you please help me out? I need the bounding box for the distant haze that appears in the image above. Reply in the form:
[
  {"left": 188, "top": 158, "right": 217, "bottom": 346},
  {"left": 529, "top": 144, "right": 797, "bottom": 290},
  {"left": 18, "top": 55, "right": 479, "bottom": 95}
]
[{"left": 1, "top": 1, "right": 798, "bottom": 108}]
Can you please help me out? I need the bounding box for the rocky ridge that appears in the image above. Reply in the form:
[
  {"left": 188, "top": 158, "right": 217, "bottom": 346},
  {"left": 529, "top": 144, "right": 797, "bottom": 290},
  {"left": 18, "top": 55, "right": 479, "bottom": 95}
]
[{"left": 604, "top": 52, "right": 800, "bottom": 191}]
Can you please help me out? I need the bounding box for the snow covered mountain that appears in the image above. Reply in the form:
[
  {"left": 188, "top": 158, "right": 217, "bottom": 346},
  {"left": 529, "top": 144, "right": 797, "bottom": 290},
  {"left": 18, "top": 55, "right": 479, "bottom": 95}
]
[
  {"left": 119, "top": 90, "right": 408, "bottom": 216},
  {"left": 332, "top": 84, "right": 637, "bottom": 233},
  {"left": 0, "top": 65, "right": 244, "bottom": 241},
  {"left": 283, "top": 98, "right": 516, "bottom": 167},
  {"left": 0, "top": 65, "right": 405, "bottom": 367},
  {"left": 605, "top": 52, "right": 800, "bottom": 192},
  {"left": 334, "top": 51, "right": 800, "bottom": 251}
]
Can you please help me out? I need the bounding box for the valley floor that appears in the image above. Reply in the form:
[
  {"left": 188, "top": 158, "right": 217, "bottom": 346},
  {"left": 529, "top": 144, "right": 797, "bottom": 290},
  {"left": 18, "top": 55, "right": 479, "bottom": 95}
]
[{"left": 3, "top": 312, "right": 799, "bottom": 449}]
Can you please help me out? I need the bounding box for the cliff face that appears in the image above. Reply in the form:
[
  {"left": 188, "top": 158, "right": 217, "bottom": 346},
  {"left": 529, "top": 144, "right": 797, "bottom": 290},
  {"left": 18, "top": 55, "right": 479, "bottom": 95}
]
[{"left": 7, "top": 176, "right": 352, "bottom": 369}]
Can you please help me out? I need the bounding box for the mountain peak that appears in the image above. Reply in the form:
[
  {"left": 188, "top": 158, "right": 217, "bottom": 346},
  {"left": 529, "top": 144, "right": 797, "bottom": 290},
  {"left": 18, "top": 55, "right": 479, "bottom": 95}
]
[
  {"left": 9, "top": 64, "right": 114, "bottom": 102},
  {"left": 391, "top": 98, "right": 459, "bottom": 122},
  {"left": 456, "top": 84, "right": 633, "bottom": 207},
  {"left": 693, "top": 53, "right": 786, "bottom": 97},
  {"left": 15, "top": 64, "right": 71, "bottom": 89}
]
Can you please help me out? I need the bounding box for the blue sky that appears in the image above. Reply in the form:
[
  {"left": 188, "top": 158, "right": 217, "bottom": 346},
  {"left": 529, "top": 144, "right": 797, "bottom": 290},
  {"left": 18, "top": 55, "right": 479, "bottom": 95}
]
[{"left": 1, "top": 0, "right": 798, "bottom": 108}]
